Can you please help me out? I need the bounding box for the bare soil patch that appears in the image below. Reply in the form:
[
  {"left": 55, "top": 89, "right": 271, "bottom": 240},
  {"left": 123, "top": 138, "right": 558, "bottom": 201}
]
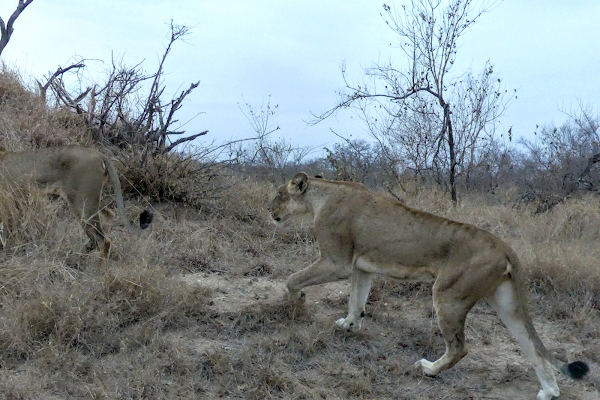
[{"left": 182, "top": 271, "right": 600, "bottom": 399}]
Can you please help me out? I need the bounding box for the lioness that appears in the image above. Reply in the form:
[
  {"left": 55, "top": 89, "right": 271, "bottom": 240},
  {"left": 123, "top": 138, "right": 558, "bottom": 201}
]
[
  {"left": 0, "top": 146, "right": 152, "bottom": 254},
  {"left": 270, "top": 172, "right": 588, "bottom": 400}
]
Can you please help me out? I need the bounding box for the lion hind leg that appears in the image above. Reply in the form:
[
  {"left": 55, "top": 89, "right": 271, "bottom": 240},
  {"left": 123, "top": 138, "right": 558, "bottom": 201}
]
[
  {"left": 486, "top": 280, "right": 560, "bottom": 400},
  {"left": 102, "top": 237, "right": 111, "bottom": 257},
  {"left": 82, "top": 220, "right": 106, "bottom": 252},
  {"left": 69, "top": 193, "right": 106, "bottom": 253},
  {"left": 336, "top": 267, "right": 373, "bottom": 332},
  {"left": 414, "top": 295, "right": 471, "bottom": 376},
  {"left": 81, "top": 210, "right": 106, "bottom": 252}
]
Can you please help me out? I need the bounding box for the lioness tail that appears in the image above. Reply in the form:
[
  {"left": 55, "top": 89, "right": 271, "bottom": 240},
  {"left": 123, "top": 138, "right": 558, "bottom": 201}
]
[
  {"left": 101, "top": 154, "right": 153, "bottom": 231},
  {"left": 560, "top": 360, "right": 589, "bottom": 380},
  {"left": 505, "top": 250, "right": 589, "bottom": 381}
]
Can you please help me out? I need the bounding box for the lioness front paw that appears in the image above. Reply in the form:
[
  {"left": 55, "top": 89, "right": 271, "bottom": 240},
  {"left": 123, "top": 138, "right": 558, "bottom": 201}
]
[
  {"left": 335, "top": 317, "right": 361, "bottom": 332},
  {"left": 537, "top": 388, "right": 559, "bottom": 400}
]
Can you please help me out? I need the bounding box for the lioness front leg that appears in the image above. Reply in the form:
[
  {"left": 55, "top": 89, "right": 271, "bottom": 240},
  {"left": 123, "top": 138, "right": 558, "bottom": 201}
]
[
  {"left": 336, "top": 267, "right": 373, "bottom": 332},
  {"left": 286, "top": 256, "right": 352, "bottom": 302}
]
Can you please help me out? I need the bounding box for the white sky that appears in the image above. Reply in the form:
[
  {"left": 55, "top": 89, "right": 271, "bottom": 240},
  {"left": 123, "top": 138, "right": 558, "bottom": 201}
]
[{"left": 2, "top": 0, "right": 600, "bottom": 155}]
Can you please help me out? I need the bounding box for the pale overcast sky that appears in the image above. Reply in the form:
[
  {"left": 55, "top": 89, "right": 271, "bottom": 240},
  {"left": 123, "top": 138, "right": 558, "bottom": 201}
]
[{"left": 2, "top": 0, "right": 599, "bottom": 154}]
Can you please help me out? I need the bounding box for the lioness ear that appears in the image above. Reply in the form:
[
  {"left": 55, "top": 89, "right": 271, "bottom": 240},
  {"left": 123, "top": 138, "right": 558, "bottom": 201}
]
[{"left": 288, "top": 172, "right": 309, "bottom": 195}]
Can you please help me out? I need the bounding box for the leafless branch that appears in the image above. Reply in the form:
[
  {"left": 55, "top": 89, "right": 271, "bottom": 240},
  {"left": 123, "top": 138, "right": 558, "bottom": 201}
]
[
  {"left": 164, "top": 130, "right": 208, "bottom": 153},
  {"left": 310, "top": 0, "right": 505, "bottom": 202},
  {"left": 36, "top": 63, "right": 86, "bottom": 102},
  {"left": 0, "top": 0, "right": 34, "bottom": 57}
]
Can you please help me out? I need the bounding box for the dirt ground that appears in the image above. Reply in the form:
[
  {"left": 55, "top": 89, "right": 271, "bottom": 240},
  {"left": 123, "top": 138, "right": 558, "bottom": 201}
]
[{"left": 182, "top": 270, "right": 600, "bottom": 400}]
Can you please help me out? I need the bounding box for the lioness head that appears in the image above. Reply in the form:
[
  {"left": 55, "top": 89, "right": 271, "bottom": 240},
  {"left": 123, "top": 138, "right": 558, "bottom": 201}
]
[{"left": 269, "top": 172, "right": 310, "bottom": 224}]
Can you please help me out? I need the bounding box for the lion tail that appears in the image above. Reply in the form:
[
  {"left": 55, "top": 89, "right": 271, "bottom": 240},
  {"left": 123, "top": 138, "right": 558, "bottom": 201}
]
[
  {"left": 101, "top": 154, "right": 152, "bottom": 231},
  {"left": 504, "top": 249, "right": 589, "bottom": 380}
]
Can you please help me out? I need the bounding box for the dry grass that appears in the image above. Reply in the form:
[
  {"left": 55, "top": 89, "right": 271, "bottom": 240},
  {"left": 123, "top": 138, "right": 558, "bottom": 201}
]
[
  {"left": 0, "top": 184, "right": 53, "bottom": 250},
  {"left": 0, "top": 64, "right": 92, "bottom": 151},
  {"left": 0, "top": 175, "right": 599, "bottom": 399}
]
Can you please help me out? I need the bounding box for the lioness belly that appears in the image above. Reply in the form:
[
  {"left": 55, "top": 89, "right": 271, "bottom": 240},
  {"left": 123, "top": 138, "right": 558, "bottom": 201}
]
[{"left": 355, "top": 256, "right": 436, "bottom": 281}]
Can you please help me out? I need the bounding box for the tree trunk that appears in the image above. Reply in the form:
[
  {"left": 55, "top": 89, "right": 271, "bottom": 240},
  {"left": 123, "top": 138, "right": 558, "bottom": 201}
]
[{"left": 443, "top": 102, "right": 457, "bottom": 202}]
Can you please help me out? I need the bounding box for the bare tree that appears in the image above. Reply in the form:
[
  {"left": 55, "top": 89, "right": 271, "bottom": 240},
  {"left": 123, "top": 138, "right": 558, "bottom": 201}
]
[
  {"left": 26, "top": 22, "right": 233, "bottom": 204},
  {"left": 451, "top": 64, "right": 515, "bottom": 189},
  {"left": 324, "top": 138, "right": 379, "bottom": 183},
  {"left": 235, "top": 96, "right": 313, "bottom": 181},
  {"left": 312, "top": 0, "right": 513, "bottom": 201},
  {"left": 517, "top": 102, "right": 600, "bottom": 211},
  {"left": 0, "top": 0, "right": 34, "bottom": 57},
  {"left": 238, "top": 95, "right": 281, "bottom": 169},
  {"left": 44, "top": 22, "right": 206, "bottom": 155}
]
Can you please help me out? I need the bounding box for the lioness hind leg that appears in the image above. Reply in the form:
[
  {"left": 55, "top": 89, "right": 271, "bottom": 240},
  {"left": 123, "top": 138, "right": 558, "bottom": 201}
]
[
  {"left": 102, "top": 237, "right": 111, "bottom": 256},
  {"left": 414, "top": 295, "right": 472, "bottom": 376},
  {"left": 81, "top": 209, "right": 106, "bottom": 252},
  {"left": 68, "top": 190, "right": 106, "bottom": 253},
  {"left": 485, "top": 280, "right": 560, "bottom": 400},
  {"left": 82, "top": 217, "right": 106, "bottom": 252},
  {"left": 336, "top": 268, "right": 373, "bottom": 332}
]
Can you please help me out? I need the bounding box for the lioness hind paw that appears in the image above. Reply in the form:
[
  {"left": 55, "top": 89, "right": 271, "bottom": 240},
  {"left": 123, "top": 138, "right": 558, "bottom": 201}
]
[
  {"left": 288, "top": 290, "right": 306, "bottom": 303},
  {"left": 537, "top": 388, "right": 559, "bottom": 400},
  {"left": 414, "top": 359, "right": 436, "bottom": 376},
  {"left": 84, "top": 241, "right": 97, "bottom": 253}
]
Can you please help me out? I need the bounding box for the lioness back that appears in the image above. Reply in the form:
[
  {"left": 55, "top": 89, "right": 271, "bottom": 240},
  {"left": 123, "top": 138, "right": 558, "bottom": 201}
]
[
  {"left": 310, "top": 176, "right": 509, "bottom": 272},
  {"left": 0, "top": 146, "right": 104, "bottom": 187}
]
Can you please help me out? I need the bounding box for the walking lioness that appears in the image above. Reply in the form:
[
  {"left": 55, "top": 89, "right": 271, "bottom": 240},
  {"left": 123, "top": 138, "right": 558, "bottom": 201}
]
[
  {"left": 0, "top": 146, "right": 152, "bottom": 254},
  {"left": 270, "top": 172, "right": 588, "bottom": 400}
]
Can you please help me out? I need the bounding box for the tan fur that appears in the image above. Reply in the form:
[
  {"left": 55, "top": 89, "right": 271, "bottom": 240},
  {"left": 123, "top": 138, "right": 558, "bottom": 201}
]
[
  {"left": 270, "top": 172, "right": 588, "bottom": 400},
  {"left": 0, "top": 146, "right": 133, "bottom": 254}
]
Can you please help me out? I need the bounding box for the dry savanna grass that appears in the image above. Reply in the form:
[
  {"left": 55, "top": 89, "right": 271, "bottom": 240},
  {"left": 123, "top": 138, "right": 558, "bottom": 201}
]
[
  {"left": 0, "top": 66, "right": 92, "bottom": 151},
  {"left": 0, "top": 172, "right": 599, "bottom": 399}
]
